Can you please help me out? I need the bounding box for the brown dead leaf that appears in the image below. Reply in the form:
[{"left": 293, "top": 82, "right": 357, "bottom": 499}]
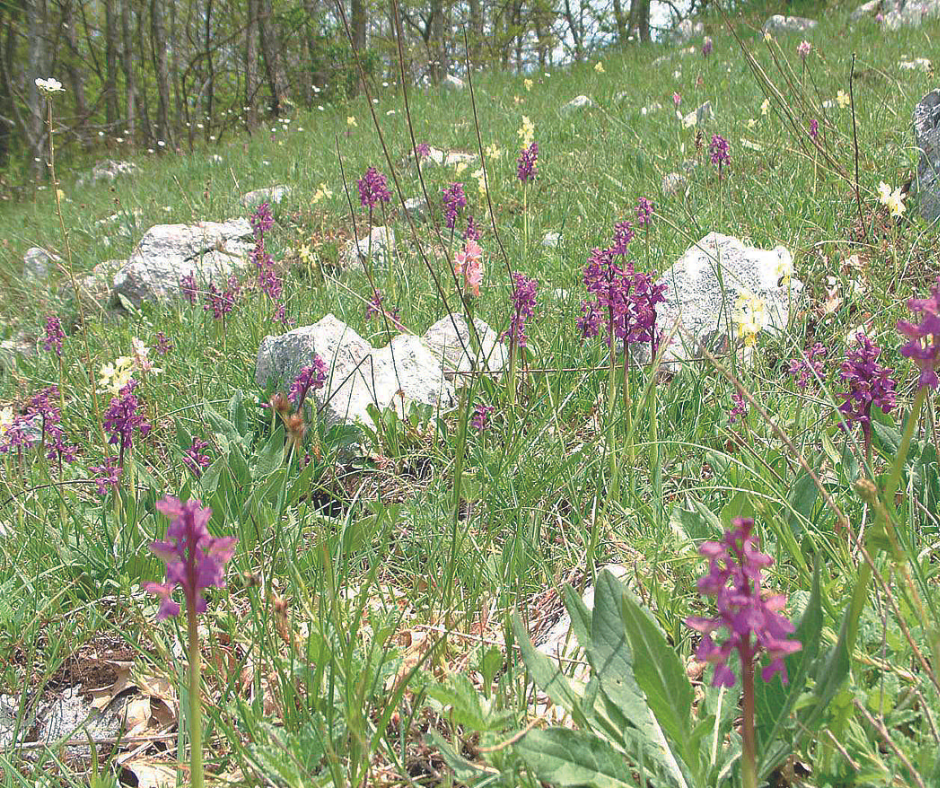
[
  {"left": 124, "top": 696, "right": 152, "bottom": 737},
  {"left": 88, "top": 661, "right": 134, "bottom": 711}
]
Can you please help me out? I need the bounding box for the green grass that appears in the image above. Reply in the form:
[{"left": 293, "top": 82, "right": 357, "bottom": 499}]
[{"left": 1, "top": 2, "right": 940, "bottom": 785}]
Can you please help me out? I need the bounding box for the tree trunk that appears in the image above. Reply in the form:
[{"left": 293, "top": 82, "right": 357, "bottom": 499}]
[
  {"left": 468, "top": 0, "right": 482, "bottom": 64},
  {"left": 351, "top": 0, "right": 366, "bottom": 51},
  {"left": 563, "top": 0, "right": 582, "bottom": 60},
  {"left": 257, "top": 0, "right": 284, "bottom": 114},
  {"left": 151, "top": 0, "right": 171, "bottom": 145},
  {"left": 62, "top": 0, "right": 89, "bottom": 147},
  {"left": 612, "top": 0, "right": 627, "bottom": 42},
  {"left": 205, "top": 0, "right": 214, "bottom": 141},
  {"left": 245, "top": 0, "right": 259, "bottom": 129},
  {"left": 136, "top": 3, "right": 151, "bottom": 141},
  {"left": 0, "top": 9, "right": 15, "bottom": 166},
  {"left": 104, "top": 0, "right": 119, "bottom": 128},
  {"left": 25, "top": 0, "right": 47, "bottom": 176},
  {"left": 429, "top": 0, "right": 443, "bottom": 80},
  {"left": 121, "top": 0, "right": 136, "bottom": 140}
]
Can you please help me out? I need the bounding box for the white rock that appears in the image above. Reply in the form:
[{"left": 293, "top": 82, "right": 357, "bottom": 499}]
[
  {"left": 443, "top": 74, "right": 465, "bottom": 90},
  {"left": 241, "top": 185, "right": 290, "bottom": 208},
  {"left": 255, "top": 317, "right": 456, "bottom": 432},
  {"left": 535, "top": 565, "right": 629, "bottom": 661},
  {"left": 23, "top": 247, "right": 61, "bottom": 281},
  {"left": 762, "top": 14, "right": 818, "bottom": 33},
  {"left": 883, "top": 0, "right": 940, "bottom": 28},
  {"left": 662, "top": 172, "right": 688, "bottom": 196},
  {"left": 912, "top": 88, "right": 940, "bottom": 222},
  {"left": 340, "top": 227, "right": 396, "bottom": 271},
  {"left": 403, "top": 196, "right": 429, "bottom": 222},
  {"left": 850, "top": 0, "right": 881, "bottom": 21},
  {"left": 423, "top": 314, "right": 507, "bottom": 382},
  {"left": 112, "top": 219, "right": 253, "bottom": 305},
  {"left": 562, "top": 95, "right": 595, "bottom": 112},
  {"left": 444, "top": 150, "right": 478, "bottom": 167},
  {"left": 542, "top": 232, "right": 562, "bottom": 248},
  {"left": 654, "top": 232, "right": 801, "bottom": 364},
  {"left": 898, "top": 57, "right": 932, "bottom": 71},
  {"left": 682, "top": 101, "right": 713, "bottom": 127},
  {"left": 77, "top": 159, "right": 141, "bottom": 187}
]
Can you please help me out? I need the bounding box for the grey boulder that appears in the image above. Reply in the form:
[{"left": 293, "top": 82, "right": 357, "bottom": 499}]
[
  {"left": 682, "top": 101, "right": 713, "bottom": 127},
  {"left": 883, "top": 0, "right": 940, "bottom": 28},
  {"left": 562, "top": 95, "right": 596, "bottom": 112},
  {"left": 340, "top": 226, "right": 396, "bottom": 271},
  {"left": 111, "top": 219, "right": 253, "bottom": 305},
  {"left": 423, "top": 314, "right": 507, "bottom": 382},
  {"left": 443, "top": 74, "right": 465, "bottom": 90},
  {"left": 23, "top": 247, "right": 61, "bottom": 281},
  {"left": 655, "top": 233, "right": 800, "bottom": 363},
  {"left": 912, "top": 89, "right": 940, "bottom": 223},
  {"left": 241, "top": 185, "right": 290, "bottom": 208},
  {"left": 255, "top": 315, "right": 456, "bottom": 431},
  {"left": 77, "top": 159, "right": 141, "bottom": 187},
  {"left": 762, "top": 15, "right": 818, "bottom": 33}
]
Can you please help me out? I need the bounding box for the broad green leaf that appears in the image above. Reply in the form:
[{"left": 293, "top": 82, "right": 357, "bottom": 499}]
[
  {"left": 516, "top": 728, "right": 640, "bottom": 788},
  {"left": 756, "top": 558, "right": 824, "bottom": 774},
  {"left": 589, "top": 572, "right": 689, "bottom": 786},
  {"left": 426, "top": 730, "right": 500, "bottom": 781},
  {"left": 620, "top": 592, "right": 693, "bottom": 760},
  {"left": 720, "top": 491, "right": 754, "bottom": 529},
  {"left": 563, "top": 583, "right": 593, "bottom": 652},
  {"left": 786, "top": 472, "right": 818, "bottom": 535},
  {"left": 512, "top": 613, "right": 590, "bottom": 728},
  {"left": 229, "top": 390, "right": 250, "bottom": 438},
  {"left": 254, "top": 427, "right": 285, "bottom": 478}
]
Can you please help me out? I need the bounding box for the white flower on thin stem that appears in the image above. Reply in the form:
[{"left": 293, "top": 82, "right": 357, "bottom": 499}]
[{"left": 35, "top": 77, "right": 64, "bottom": 94}]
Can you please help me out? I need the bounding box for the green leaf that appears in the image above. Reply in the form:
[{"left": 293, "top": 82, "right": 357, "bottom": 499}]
[
  {"left": 787, "top": 473, "right": 818, "bottom": 535},
  {"left": 229, "top": 390, "right": 250, "bottom": 438},
  {"left": 720, "top": 492, "right": 754, "bottom": 530},
  {"left": 512, "top": 613, "right": 590, "bottom": 728},
  {"left": 254, "top": 427, "right": 285, "bottom": 478},
  {"left": 425, "top": 730, "right": 499, "bottom": 781},
  {"left": 756, "top": 558, "right": 824, "bottom": 774},
  {"left": 563, "top": 583, "right": 593, "bottom": 652},
  {"left": 620, "top": 592, "right": 693, "bottom": 759},
  {"left": 515, "top": 728, "right": 640, "bottom": 787}
]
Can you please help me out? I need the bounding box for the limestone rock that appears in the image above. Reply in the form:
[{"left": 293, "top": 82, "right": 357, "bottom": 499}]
[
  {"left": 423, "top": 314, "right": 507, "bottom": 381},
  {"left": 535, "top": 566, "right": 629, "bottom": 661},
  {"left": 850, "top": 0, "right": 881, "bottom": 21},
  {"left": 255, "top": 316, "right": 456, "bottom": 431},
  {"left": 682, "top": 101, "right": 713, "bottom": 128},
  {"left": 78, "top": 159, "right": 141, "bottom": 187},
  {"left": 443, "top": 74, "right": 465, "bottom": 90},
  {"left": 0, "top": 334, "right": 35, "bottom": 371},
  {"left": 23, "top": 247, "right": 60, "bottom": 281},
  {"left": 562, "top": 95, "right": 595, "bottom": 112},
  {"left": 912, "top": 89, "right": 940, "bottom": 223},
  {"left": 883, "top": 0, "right": 940, "bottom": 28},
  {"left": 654, "top": 233, "right": 801, "bottom": 363},
  {"left": 339, "top": 227, "right": 395, "bottom": 271},
  {"left": 444, "top": 150, "right": 478, "bottom": 167},
  {"left": 111, "top": 219, "right": 252, "bottom": 305},
  {"left": 662, "top": 172, "right": 688, "bottom": 196},
  {"left": 542, "top": 232, "right": 561, "bottom": 248},
  {"left": 241, "top": 185, "right": 290, "bottom": 208},
  {"left": 402, "top": 197, "right": 429, "bottom": 223},
  {"left": 899, "top": 57, "right": 932, "bottom": 71},
  {"left": 762, "top": 15, "right": 818, "bottom": 34}
]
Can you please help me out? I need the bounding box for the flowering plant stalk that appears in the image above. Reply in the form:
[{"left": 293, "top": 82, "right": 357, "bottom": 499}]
[
  {"left": 40, "top": 79, "right": 105, "bottom": 446},
  {"left": 145, "top": 497, "right": 236, "bottom": 788}
]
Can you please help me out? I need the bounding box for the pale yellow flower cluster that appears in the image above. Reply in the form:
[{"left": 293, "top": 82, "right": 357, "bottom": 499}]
[
  {"left": 0, "top": 406, "right": 13, "bottom": 436},
  {"left": 517, "top": 116, "right": 535, "bottom": 149},
  {"left": 594, "top": 62, "right": 605, "bottom": 73},
  {"left": 733, "top": 290, "right": 769, "bottom": 347},
  {"left": 524, "top": 78, "right": 533, "bottom": 92},
  {"left": 472, "top": 167, "right": 487, "bottom": 197},
  {"left": 775, "top": 255, "right": 795, "bottom": 285},
  {"left": 877, "top": 182, "right": 906, "bottom": 217},
  {"left": 99, "top": 357, "right": 135, "bottom": 395},
  {"left": 486, "top": 143, "right": 502, "bottom": 159},
  {"left": 312, "top": 183, "right": 333, "bottom": 204},
  {"left": 836, "top": 90, "right": 851, "bottom": 109}
]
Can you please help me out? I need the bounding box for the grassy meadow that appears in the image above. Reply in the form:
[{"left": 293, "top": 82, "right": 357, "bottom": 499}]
[{"left": 1, "top": 2, "right": 940, "bottom": 785}]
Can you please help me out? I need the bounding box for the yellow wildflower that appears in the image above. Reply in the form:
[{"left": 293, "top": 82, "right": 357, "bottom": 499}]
[
  {"left": 594, "top": 62, "right": 605, "bottom": 73},
  {"left": 472, "top": 167, "right": 487, "bottom": 196},
  {"left": 760, "top": 98, "right": 770, "bottom": 116},
  {"left": 454, "top": 161, "right": 468, "bottom": 176},
  {"left": 524, "top": 78, "right": 533, "bottom": 92},
  {"left": 0, "top": 406, "right": 13, "bottom": 436},
  {"left": 733, "top": 290, "right": 768, "bottom": 347},
  {"left": 746, "top": 118, "right": 758, "bottom": 130},
  {"left": 99, "top": 357, "right": 135, "bottom": 395},
  {"left": 347, "top": 116, "right": 358, "bottom": 127},
  {"left": 878, "top": 182, "right": 906, "bottom": 217},
  {"left": 312, "top": 183, "right": 333, "bottom": 204},
  {"left": 517, "top": 116, "right": 535, "bottom": 148},
  {"left": 486, "top": 143, "right": 502, "bottom": 159},
  {"left": 836, "top": 90, "right": 850, "bottom": 109}
]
